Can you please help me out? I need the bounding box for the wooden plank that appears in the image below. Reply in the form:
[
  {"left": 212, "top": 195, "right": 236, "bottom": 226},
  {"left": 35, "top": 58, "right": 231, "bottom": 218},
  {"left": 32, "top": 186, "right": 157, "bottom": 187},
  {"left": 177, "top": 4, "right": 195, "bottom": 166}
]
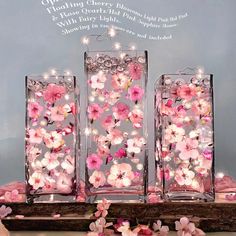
[{"left": 2, "top": 203, "right": 236, "bottom": 232}]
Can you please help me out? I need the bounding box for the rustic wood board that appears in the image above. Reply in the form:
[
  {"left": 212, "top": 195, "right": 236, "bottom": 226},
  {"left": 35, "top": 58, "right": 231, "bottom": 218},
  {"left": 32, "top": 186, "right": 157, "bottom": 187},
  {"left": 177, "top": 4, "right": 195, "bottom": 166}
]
[{"left": 2, "top": 202, "right": 236, "bottom": 232}]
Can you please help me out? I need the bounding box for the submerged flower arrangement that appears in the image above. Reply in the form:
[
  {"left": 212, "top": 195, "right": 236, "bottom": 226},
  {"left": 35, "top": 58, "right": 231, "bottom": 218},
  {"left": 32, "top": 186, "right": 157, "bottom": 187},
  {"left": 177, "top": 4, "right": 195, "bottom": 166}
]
[
  {"left": 85, "top": 52, "right": 147, "bottom": 199},
  {"left": 25, "top": 76, "right": 78, "bottom": 201}
]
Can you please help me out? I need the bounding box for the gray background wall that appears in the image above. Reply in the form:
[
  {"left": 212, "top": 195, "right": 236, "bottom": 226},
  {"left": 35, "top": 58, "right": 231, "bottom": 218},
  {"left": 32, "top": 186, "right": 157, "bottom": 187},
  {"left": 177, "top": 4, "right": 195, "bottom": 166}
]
[{"left": 0, "top": 0, "right": 236, "bottom": 185}]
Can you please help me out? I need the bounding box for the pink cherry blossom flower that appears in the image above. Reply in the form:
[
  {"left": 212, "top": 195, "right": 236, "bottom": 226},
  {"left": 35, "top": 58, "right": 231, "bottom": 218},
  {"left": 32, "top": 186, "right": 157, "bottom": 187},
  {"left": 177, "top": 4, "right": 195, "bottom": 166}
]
[
  {"left": 175, "top": 217, "right": 205, "bottom": 236},
  {"left": 0, "top": 220, "right": 10, "bottom": 235},
  {"left": 43, "top": 83, "right": 66, "bottom": 103},
  {"left": 176, "top": 138, "right": 199, "bottom": 160},
  {"left": 56, "top": 174, "right": 72, "bottom": 193},
  {"left": 153, "top": 220, "right": 169, "bottom": 236},
  {"left": 117, "top": 221, "right": 138, "bottom": 236},
  {"left": 164, "top": 124, "right": 185, "bottom": 143},
  {"left": 115, "top": 148, "right": 127, "bottom": 159},
  {"left": 28, "top": 102, "right": 43, "bottom": 119},
  {"left": 42, "top": 176, "right": 56, "bottom": 192},
  {"left": 87, "top": 154, "right": 103, "bottom": 170},
  {"left": 111, "top": 73, "right": 129, "bottom": 90},
  {"left": 26, "top": 146, "right": 41, "bottom": 162},
  {"left": 89, "top": 171, "right": 106, "bottom": 188},
  {"left": 28, "top": 128, "right": 45, "bottom": 144},
  {"left": 89, "top": 217, "right": 113, "bottom": 234},
  {"left": 106, "top": 91, "right": 121, "bottom": 105},
  {"left": 95, "top": 198, "right": 111, "bottom": 218},
  {"left": 127, "top": 137, "right": 145, "bottom": 154},
  {"left": 129, "top": 108, "right": 143, "bottom": 128},
  {"left": 112, "top": 102, "right": 130, "bottom": 120},
  {"left": 41, "top": 152, "right": 60, "bottom": 170},
  {"left": 175, "top": 168, "right": 195, "bottom": 186},
  {"left": 43, "top": 131, "right": 65, "bottom": 149},
  {"left": 107, "top": 129, "right": 123, "bottom": 145},
  {"left": 107, "top": 163, "right": 134, "bottom": 188},
  {"left": 128, "top": 62, "right": 142, "bottom": 80},
  {"left": 97, "top": 146, "right": 110, "bottom": 158},
  {"left": 90, "top": 71, "right": 107, "bottom": 90},
  {"left": 88, "top": 103, "right": 103, "bottom": 121},
  {"left": 0, "top": 205, "right": 12, "bottom": 218},
  {"left": 50, "top": 105, "right": 67, "bottom": 122},
  {"left": 160, "top": 99, "right": 175, "bottom": 116},
  {"left": 177, "top": 84, "right": 197, "bottom": 100},
  {"left": 192, "top": 99, "right": 211, "bottom": 116},
  {"left": 61, "top": 155, "right": 75, "bottom": 174},
  {"left": 4, "top": 190, "right": 22, "bottom": 203},
  {"left": 102, "top": 115, "right": 115, "bottom": 130},
  {"left": 128, "top": 85, "right": 144, "bottom": 102},
  {"left": 28, "top": 171, "right": 45, "bottom": 190}
]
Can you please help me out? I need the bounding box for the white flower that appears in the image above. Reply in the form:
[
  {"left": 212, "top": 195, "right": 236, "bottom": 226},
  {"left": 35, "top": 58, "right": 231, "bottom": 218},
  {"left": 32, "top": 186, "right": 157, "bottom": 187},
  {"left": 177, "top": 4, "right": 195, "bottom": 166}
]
[
  {"left": 41, "top": 152, "right": 60, "bottom": 170},
  {"left": 28, "top": 172, "right": 45, "bottom": 190},
  {"left": 165, "top": 124, "right": 185, "bottom": 143},
  {"left": 91, "top": 71, "right": 107, "bottom": 90},
  {"left": 61, "top": 155, "right": 75, "bottom": 174},
  {"left": 175, "top": 168, "right": 195, "bottom": 186},
  {"left": 127, "top": 137, "right": 145, "bottom": 154},
  {"left": 117, "top": 222, "right": 137, "bottom": 236}
]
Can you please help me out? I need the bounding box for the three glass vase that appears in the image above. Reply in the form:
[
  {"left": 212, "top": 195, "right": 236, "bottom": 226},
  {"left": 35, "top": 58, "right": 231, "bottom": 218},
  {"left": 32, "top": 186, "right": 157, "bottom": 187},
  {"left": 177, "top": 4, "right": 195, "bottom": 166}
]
[
  {"left": 155, "top": 73, "right": 215, "bottom": 201},
  {"left": 84, "top": 51, "right": 148, "bottom": 202},
  {"left": 25, "top": 75, "right": 79, "bottom": 203}
]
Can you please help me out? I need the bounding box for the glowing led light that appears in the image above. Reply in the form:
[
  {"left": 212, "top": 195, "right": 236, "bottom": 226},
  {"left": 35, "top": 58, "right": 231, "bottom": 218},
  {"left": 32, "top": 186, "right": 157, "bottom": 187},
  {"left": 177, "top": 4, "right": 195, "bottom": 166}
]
[
  {"left": 197, "top": 67, "right": 204, "bottom": 78},
  {"left": 89, "top": 96, "right": 95, "bottom": 102},
  {"left": 92, "top": 129, "right": 98, "bottom": 135},
  {"left": 131, "top": 130, "right": 138, "bottom": 136},
  {"left": 84, "top": 127, "right": 91, "bottom": 136},
  {"left": 114, "top": 42, "right": 121, "bottom": 50},
  {"left": 64, "top": 94, "right": 70, "bottom": 100},
  {"left": 136, "top": 163, "right": 143, "bottom": 170},
  {"left": 130, "top": 44, "right": 136, "bottom": 50},
  {"left": 43, "top": 73, "right": 49, "bottom": 80},
  {"left": 216, "top": 172, "right": 225, "bottom": 179},
  {"left": 82, "top": 36, "right": 90, "bottom": 45},
  {"left": 40, "top": 120, "right": 47, "bottom": 126},
  {"left": 50, "top": 69, "right": 57, "bottom": 75},
  {"left": 108, "top": 27, "right": 116, "bottom": 38},
  {"left": 120, "top": 52, "right": 126, "bottom": 59},
  {"left": 98, "top": 96, "right": 105, "bottom": 102},
  {"left": 65, "top": 70, "right": 71, "bottom": 76}
]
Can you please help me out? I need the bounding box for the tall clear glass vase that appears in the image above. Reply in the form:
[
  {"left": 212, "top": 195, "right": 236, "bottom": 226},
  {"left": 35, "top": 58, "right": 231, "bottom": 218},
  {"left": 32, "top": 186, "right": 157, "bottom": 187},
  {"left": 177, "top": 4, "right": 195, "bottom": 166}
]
[
  {"left": 155, "top": 73, "right": 214, "bottom": 201},
  {"left": 25, "top": 75, "right": 79, "bottom": 203},
  {"left": 84, "top": 51, "right": 148, "bottom": 203}
]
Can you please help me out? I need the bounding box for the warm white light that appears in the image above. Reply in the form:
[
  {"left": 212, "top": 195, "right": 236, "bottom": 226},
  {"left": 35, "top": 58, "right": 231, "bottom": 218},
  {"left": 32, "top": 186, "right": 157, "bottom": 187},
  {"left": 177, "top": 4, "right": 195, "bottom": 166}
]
[
  {"left": 130, "top": 44, "right": 136, "bottom": 50},
  {"left": 92, "top": 129, "right": 98, "bottom": 135},
  {"left": 98, "top": 96, "right": 105, "bottom": 102},
  {"left": 84, "top": 127, "right": 91, "bottom": 136},
  {"left": 43, "top": 73, "right": 49, "bottom": 80},
  {"left": 120, "top": 52, "right": 126, "bottom": 59},
  {"left": 65, "top": 70, "right": 71, "bottom": 76},
  {"left": 197, "top": 67, "right": 204, "bottom": 78},
  {"left": 137, "top": 164, "right": 143, "bottom": 170},
  {"left": 82, "top": 36, "right": 90, "bottom": 45},
  {"left": 131, "top": 130, "right": 138, "bottom": 136},
  {"left": 89, "top": 96, "right": 95, "bottom": 102},
  {"left": 114, "top": 42, "right": 121, "bottom": 50},
  {"left": 216, "top": 172, "right": 225, "bottom": 179},
  {"left": 108, "top": 27, "right": 116, "bottom": 38},
  {"left": 40, "top": 120, "right": 47, "bottom": 126},
  {"left": 64, "top": 94, "right": 70, "bottom": 100},
  {"left": 50, "top": 69, "right": 57, "bottom": 75}
]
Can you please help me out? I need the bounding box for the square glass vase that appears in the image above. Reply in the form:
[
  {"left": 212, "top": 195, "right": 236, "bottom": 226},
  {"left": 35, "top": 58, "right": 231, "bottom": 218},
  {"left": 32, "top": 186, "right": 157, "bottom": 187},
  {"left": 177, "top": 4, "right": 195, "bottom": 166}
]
[
  {"left": 25, "top": 75, "right": 79, "bottom": 203},
  {"left": 84, "top": 51, "right": 148, "bottom": 203},
  {"left": 155, "top": 74, "right": 215, "bottom": 202}
]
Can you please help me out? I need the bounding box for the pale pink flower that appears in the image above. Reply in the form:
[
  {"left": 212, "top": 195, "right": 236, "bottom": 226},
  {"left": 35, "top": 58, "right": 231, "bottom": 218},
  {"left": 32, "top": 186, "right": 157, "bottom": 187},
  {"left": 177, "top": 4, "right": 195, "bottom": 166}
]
[
  {"left": 107, "top": 129, "right": 123, "bottom": 145},
  {"left": 89, "top": 171, "right": 106, "bottom": 188},
  {"left": 0, "top": 205, "right": 12, "bottom": 218},
  {"left": 88, "top": 103, "right": 103, "bottom": 121},
  {"left": 128, "top": 85, "right": 144, "bottom": 102},
  {"left": 61, "top": 155, "right": 75, "bottom": 174},
  {"left": 129, "top": 108, "right": 143, "bottom": 128},
  {"left": 128, "top": 62, "right": 142, "bottom": 80},
  {"left": 177, "top": 84, "right": 197, "bottom": 100},
  {"left": 117, "top": 221, "right": 138, "bottom": 236},
  {"left": 41, "top": 152, "right": 60, "bottom": 170},
  {"left": 175, "top": 217, "right": 205, "bottom": 236},
  {"left": 87, "top": 154, "right": 103, "bottom": 170},
  {"left": 95, "top": 198, "right": 111, "bottom": 218},
  {"left": 43, "top": 83, "right": 66, "bottom": 103},
  {"left": 160, "top": 99, "right": 175, "bottom": 116},
  {"left": 28, "top": 128, "right": 45, "bottom": 144},
  {"left": 56, "top": 174, "right": 72, "bottom": 193},
  {"left": 97, "top": 146, "right": 110, "bottom": 157},
  {"left": 115, "top": 148, "right": 127, "bottom": 159},
  {"left": 0, "top": 220, "right": 10, "bottom": 235},
  {"left": 28, "top": 171, "right": 45, "bottom": 190},
  {"left": 176, "top": 138, "right": 199, "bottom": 160},
  {"left": 153, "top": 220, "right": 169, "bottom": 236},
  {"left": 195, "top": 155, "right": 212, "bottom": 175},
  {"left": 102, "top": 115, "right": 115, "bottom": 130},
  {"left": 42, "top": 176, "right": 56, "bottom": 192},
  {"left": 111, "top": 73, "right": 129, "bottom": 90},
  {"left": 175, "top": 168, "right": 195, "bottom": 186},
  {"left": 107, "top": 91, "right": 121, "bottom": 105},
  {"left": 90, "top": 71, "right": 107, "bottom": 90},
  {"left": 26, "top": 146, "right": 41, "bottom": 162},
  {"left": 31, "top": 160, "right": 43, "bottom": 171},
  {"left": 107, "top": 163, "right": 134, "bottom": 188},
  {"left": 127, "top": 137, "right": 145, "bottom": 154},
  {"left": 89, "top": 217, "right": 113, "bottom": 234},
  {"left": 112, "top": 102, "right": 130, "bottom": 120},
  {"left": 164, "top": 124, "right": 185, "bottom": 143},
  {"left": 50, "top": 105, "right": 67, "bottom": 122},
  {"left": 192, "top": 99, "right": 211, "bottom": 116},
  {"left": 28, "top": 102, "right": 43, "bottom": 119},
  {"left": 4, "top": 190, "right": 22, "bottom": 203},
  {"left": 43, "top": 131, "right": 64, "bottom": 149}
]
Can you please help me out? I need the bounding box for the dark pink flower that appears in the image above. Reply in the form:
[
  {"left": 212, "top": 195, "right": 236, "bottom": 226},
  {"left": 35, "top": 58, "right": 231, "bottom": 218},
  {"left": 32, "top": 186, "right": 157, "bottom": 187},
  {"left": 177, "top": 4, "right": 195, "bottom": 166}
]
[
  {"left": 128, "top": 85, "right": 144, "bottom": 102},
  {"left": 112, "top": 102, "right": 130, "bottom": 120},
  {"left": 177, "top": 84, "right": 197, "bottom": 100},
  {"left": 88, "top": 103, "right": 103, "bottom": 121},
  {"left": 114, "top": 148, "right": 127, "bottom": 159},
  {"left": 102, "top": 115, "right": 115, "bottom": 130},
  {"left": 128, "top": 62, "right": 143, "bottom": 80},
  {"left": 28, "top": 102, "right": 43, "bottom": 119},
  {"left": 43, "top": 84, "right": 66, "bottom": 103},
  {"left": 87, "top": 154, "right": 103, "bottom": 170}
]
